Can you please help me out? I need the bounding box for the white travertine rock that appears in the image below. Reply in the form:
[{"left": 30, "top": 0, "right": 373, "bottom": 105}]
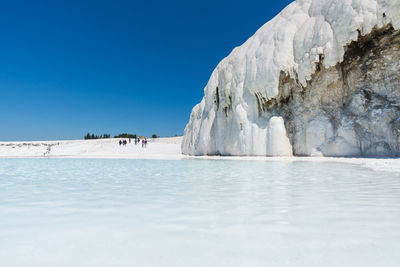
[{"left": 183, "top": 0, "right": 400, "bottom": 157}]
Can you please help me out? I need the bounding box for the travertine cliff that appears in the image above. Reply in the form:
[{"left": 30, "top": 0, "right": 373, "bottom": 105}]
[{"left": 182, "top": 0, "right": 400, "bottom": 157}]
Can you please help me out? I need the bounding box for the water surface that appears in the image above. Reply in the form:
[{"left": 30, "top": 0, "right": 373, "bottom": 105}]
[{"left": 0, "top": 159, "right": 399, "bottom": 266}]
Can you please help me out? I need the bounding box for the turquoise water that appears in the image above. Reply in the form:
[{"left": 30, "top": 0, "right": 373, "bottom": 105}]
[{"left": 0, "top": 159, "right": 399, "bottom": 266}]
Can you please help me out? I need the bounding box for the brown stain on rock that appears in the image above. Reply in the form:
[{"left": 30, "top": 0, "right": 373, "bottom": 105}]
[{"left": 255, "top": 24, "right": 400, "bottom": 156}]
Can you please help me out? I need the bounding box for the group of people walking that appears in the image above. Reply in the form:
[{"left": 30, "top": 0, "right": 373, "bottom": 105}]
[
  {"left": 118, "top": 137, "right": 148, "bottom": 148},
  {"left": 119, "top": 139, "right": 128, "bottom": 146}
]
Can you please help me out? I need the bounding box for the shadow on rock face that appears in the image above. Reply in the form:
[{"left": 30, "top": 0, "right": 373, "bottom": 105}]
[{"left": 269, "top": 24, "right": 400, "bottom": 157}]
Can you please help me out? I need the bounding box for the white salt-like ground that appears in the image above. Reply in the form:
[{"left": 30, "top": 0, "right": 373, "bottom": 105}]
[
  {"left": 0, "top": 137, "right": 184, "bottom": 160},
  {"left": 0, "top": 136, "right": 400, "bottom": 173}
]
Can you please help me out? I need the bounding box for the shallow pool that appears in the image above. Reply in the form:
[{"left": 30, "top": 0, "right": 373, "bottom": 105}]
[{"left": 0, "top": 158, "right": 399, "bottom": 266}]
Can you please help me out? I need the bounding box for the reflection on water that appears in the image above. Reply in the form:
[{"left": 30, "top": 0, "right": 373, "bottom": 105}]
[{"left": 0, "top": 159, "right": 399, "bottom": 267}]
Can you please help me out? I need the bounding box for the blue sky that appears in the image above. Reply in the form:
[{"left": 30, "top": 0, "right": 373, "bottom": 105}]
[{"left": 0, "top": 0, "right": 293, "bottom": 141}]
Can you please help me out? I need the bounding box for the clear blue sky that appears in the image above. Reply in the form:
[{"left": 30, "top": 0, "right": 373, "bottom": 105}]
[{"left": 0, "top": 0, "right": 293, "bottom": 141}]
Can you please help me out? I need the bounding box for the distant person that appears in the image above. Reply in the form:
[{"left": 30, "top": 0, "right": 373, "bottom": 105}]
[
  {"left": 144, "top": 139, "right": 147, "bottom": 148},
  {"left": 119, "top": 140, "right": 122, "bottom": 146},
  {"left": 142, "top": 139, "right": 144, "bottom": 148},
  {"left": 44, "top": 144, "right": 51, "bottom": 156},
  {"left": 129, "top": 138, "right": 131, "bottom": 144},
  {"left": 134, "top": 138, "right": 137, "bottom": 145}
]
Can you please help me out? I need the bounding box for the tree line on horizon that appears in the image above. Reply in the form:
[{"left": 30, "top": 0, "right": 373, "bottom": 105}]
[
  {"left": 114, "top": 133, "right": 137, "bottom": 139},
  {"left": 84, "top": 133, "right": 111, "bottom": 140},
  {"left": 84, "top": 132, "right": 160, "bottom": 140},
  {"left": 115, "top": 133, "right": 159, "bottom": 139}
]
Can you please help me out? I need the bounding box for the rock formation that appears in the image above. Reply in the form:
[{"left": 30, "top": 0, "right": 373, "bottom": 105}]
[{"left": 182, "top": 0, "right": 400, "bottom": 157}]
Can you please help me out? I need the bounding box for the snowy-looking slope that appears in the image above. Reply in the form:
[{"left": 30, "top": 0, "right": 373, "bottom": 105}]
[
  {"left": 0, "top": 137, "right": 183, "bottom": 159},
  {"left": 182, "top": 0, "right": 400, "bottom": 156}
]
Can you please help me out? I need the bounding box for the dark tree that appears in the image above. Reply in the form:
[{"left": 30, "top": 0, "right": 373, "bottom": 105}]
[{"left": 115, "top": 133, "right": 137, "bottom": 139}]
